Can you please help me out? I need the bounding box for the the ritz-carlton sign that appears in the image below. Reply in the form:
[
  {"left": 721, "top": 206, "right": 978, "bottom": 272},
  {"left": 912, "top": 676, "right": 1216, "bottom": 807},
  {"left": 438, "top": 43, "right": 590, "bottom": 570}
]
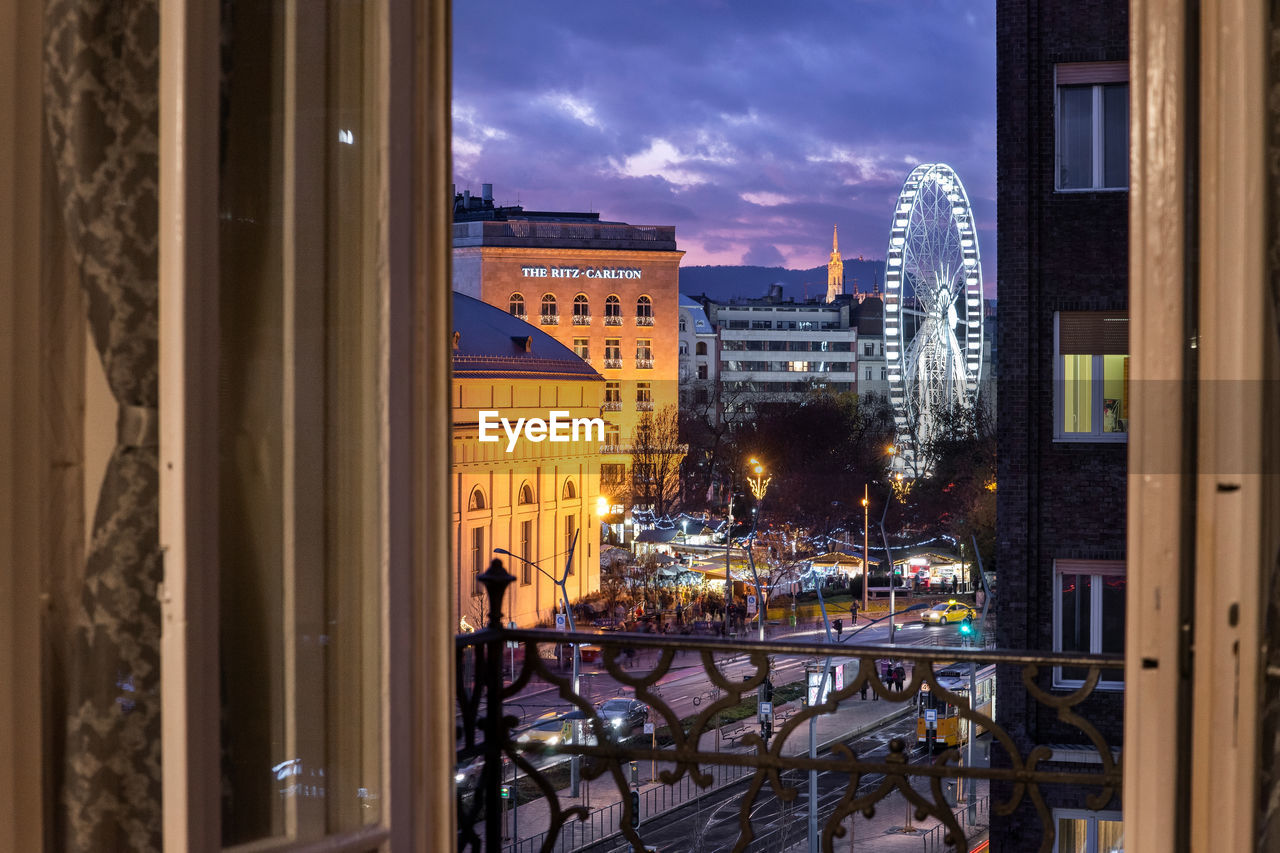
[{"left": 520, "top": 264, "right": 642, "bottom": 280}]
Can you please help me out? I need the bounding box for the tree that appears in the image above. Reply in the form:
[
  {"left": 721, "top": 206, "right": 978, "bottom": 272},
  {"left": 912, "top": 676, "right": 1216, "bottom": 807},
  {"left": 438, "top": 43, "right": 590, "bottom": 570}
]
[
  {"left": 907, "top": 405, "right": 997, "bottom": 569},
  {"left": 628, "top": 405, "right": 686, "bottom": 516}
]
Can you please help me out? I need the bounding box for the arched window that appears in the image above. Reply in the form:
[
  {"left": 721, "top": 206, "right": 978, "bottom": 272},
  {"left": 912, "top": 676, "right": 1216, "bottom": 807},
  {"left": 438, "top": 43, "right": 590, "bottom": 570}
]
[
  {"left": 636, "top": 294, "right": 654, "bottom": 325},
  {"left": 562, "top": 479, "right": 576, "bottom": 500},
  {"left": 540, "top": 293, "right": 558, "bottom": 324},
  {"left": 468, "top": 486, "right": 487, "bottom": 511},
  {"left": 509, "top": 293, "right": 525, "bottom": 317},
  {"left": 518, "top": 482, "right": 534, "bottom": 505},
  {"left": 696, "top": 341, "right": 708, "bottom": 356},
  {"left": 604, "top": 294, "right": 622, "bottom": 325},
  {"left": 572, "top": 293, "right": 590, "bottom": 324}
]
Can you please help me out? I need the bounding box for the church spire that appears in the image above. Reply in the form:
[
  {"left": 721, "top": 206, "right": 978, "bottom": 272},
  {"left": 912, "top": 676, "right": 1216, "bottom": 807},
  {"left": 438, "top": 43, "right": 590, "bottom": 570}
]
[{"left": 826, "top": 223, "right": 844, "bottom": 303}]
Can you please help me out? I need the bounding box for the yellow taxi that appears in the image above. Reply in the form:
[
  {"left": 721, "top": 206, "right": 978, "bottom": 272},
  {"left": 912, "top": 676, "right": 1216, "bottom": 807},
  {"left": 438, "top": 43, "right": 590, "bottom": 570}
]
[{"left": 920, "top": 600, "right": 976, "bottom": 625}]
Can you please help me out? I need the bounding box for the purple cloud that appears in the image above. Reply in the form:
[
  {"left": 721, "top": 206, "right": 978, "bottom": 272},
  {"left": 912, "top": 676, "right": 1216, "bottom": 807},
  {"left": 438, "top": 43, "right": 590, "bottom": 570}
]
[{"left": 454, "top": 0, "right": 997, "bottom": 289}]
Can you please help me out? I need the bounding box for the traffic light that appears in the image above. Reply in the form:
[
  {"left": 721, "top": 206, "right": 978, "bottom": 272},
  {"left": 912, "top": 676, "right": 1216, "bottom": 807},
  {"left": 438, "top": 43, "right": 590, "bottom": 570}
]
[
  {"left": 629, "top": 789, "right": 641, "bottom": 827},
  {"left": 959, "top": 617, "right": 973, "bottom": 636},
  {"left": 761, "top": 718, "right": 772, "bottom": 742},
  {"left": 763, "top": 678, "right": 774, "bottom": 702}
]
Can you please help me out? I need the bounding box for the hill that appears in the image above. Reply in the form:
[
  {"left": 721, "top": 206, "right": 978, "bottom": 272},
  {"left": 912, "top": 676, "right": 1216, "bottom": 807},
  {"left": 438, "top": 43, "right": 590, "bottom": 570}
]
[{"left": 678, "top": 258, "right": 886, "bottom": 303}]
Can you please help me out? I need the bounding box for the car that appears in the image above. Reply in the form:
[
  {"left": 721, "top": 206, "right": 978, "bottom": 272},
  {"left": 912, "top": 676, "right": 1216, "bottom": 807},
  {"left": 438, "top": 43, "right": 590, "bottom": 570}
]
[
  {"left": 454, "top": 755, "right": 484, "bottom": 793},
  {"left": 515, "top": 710, "right": 600, "bottom": 751},
  {"left": 597, "top": 697, "right": 649, "bottom": 734},
  {"left": 920, "top": 600, "right": 977, "bottom": 625}
]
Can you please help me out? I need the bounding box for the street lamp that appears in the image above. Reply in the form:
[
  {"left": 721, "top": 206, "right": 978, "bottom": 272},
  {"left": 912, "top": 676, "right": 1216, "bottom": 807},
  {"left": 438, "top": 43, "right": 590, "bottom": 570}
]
[
  {"left": 861, "top": 485, "right": 870, "bottom": 619},
  {"left": 495, "top": 531, "right": 584, "bottom": 797},
  {"left": 744, "top": 457, "right": 771, "bottom": 642}
]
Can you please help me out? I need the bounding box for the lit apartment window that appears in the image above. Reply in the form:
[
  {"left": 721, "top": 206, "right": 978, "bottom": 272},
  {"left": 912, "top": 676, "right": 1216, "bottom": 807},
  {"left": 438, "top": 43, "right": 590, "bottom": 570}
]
[
  {"left": 573, "top": 293, "right": 591, "bottom": 325},
  {"left": 540, "top": 293, "right": 558, "bottom": 324},
  {"left": 1053, "top": 560, "right": 1125, "bottom": 689},
  {"left": 1052, "top": 809, "right": 1124, "bottom": 852},
  {"left": 1056, "top": 62, "right": 1128, "bottom": 190},
  {"left": 636, "top": 381, "right": 653, "bottom": 411},
  {"left": 603, "top": 423, "right": 621, "bottom": 448},
  {"left": 1055, "top": 312, "right": 1129, "bottom": 441},
  {"left": 605, "top": 294, "right": 622, "bottom": 325},
  {"left": 636, "top": 294, "right": 654, "bottom": 325},
  {"left": 509, "top": 292, "right": 526, "bottom": 318},
  {"left": 573, "top": 338, "right": 589, "bottom": 360},
  {"left": 604, "top": 338, "right": 622, "bottom": 369},
  {"left": 636, "top": 339, "right": 653, "bottom": 368}
]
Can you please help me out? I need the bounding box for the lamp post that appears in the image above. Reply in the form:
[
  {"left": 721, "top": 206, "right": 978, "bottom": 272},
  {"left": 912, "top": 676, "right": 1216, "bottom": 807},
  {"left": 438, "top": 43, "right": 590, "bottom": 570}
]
[
  {"left": 746, "top": 458, "right": 771, "bottom": 642},
  {"left": 861, "top": 484, "right": 869, "bottom": 619},
  {"left": 495, "top": 531, "right": 583, "bottom": 797}
]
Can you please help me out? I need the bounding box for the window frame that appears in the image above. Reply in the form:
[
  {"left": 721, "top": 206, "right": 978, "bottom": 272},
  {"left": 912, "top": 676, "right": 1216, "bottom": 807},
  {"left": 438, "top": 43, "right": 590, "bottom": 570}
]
[
  {"left": 1054, "top": 62, "right": 1129, "bottom": 192},
  {"left": 509, "top": 292, "right": 526, "bottom": 317},
  {"left": 1051, "top": 808, "right": 1124, "bottom": 852},
  {"left": 1052, "top": 559, "right": 1126, "bottom": 690},
  {"left": 1053, "top": 312, "right": 1129, "bottom": 443}
]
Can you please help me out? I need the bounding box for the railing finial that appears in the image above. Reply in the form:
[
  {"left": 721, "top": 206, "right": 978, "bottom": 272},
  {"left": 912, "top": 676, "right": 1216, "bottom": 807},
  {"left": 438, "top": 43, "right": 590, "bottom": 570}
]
[{"left": 478, "top": 558, "right": 515, "bottom": 629}]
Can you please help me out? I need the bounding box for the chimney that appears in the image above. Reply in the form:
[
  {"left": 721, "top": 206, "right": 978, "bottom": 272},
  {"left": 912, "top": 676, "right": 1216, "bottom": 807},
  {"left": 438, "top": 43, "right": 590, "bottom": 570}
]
[{"left": 482, "top": 183, "right": 493, "bottom": 202}]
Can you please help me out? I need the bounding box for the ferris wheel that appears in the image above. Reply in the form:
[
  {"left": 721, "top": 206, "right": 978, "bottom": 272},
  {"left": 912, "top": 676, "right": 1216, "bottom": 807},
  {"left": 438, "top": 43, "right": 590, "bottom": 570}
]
[{"left": 883, "top": 163, "right": 984, "bottom": 472}]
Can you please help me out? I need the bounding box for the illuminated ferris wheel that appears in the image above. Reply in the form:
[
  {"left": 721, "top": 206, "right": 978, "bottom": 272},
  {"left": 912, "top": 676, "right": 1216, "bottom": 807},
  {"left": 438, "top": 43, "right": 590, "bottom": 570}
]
[{"left": 883, "top": 163, "right": 984, "bottom": 473}]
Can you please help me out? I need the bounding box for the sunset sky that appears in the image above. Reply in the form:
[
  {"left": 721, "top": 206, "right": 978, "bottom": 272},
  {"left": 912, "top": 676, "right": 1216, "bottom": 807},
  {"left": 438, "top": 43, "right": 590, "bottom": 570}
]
[{"left": 453, "top": 0, "right": 996, "bottom": 283}]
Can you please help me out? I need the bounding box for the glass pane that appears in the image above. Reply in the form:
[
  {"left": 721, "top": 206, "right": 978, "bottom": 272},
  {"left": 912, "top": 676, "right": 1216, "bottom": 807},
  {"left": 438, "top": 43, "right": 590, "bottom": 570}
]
[
  {"left": 217, "top": 0, "right": 383, "bottom": 842},
  {"left": 1102, "top": 84, "right": 1129, "bottom": 188},
  {"left": 1102, "top": 354, "right": 1128, "bottom": 433},
  {"left": 1059, "top": 574, "right": 1092, "bottom": 681},
  {"left": 1056, "top": 816, "right": 1089, "bottom": 853},
  {"left": 1058, "top": 86, "right": 1094, "bottom": 188},
  {"left": 1101, "top": 574, "right": 1127, "bottom": 683},
  {"left": 1098, "top": 818, "right": 1125, "bottom": 852},
  {"left": 1062, "top": 354, "right": 1094, "bottom": 433}
]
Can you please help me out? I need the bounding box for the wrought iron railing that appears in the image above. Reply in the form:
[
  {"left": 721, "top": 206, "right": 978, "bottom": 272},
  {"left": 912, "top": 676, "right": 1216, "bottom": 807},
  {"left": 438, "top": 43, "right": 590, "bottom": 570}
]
[{"left": 457, "top": 561, "right": 1123, "bottom": 853}]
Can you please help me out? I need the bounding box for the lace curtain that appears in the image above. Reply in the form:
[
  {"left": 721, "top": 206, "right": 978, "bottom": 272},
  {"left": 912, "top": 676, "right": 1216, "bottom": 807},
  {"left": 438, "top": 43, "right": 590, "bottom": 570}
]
[{"left": 44, "top": 0, "right": 162, "bottom": 848}]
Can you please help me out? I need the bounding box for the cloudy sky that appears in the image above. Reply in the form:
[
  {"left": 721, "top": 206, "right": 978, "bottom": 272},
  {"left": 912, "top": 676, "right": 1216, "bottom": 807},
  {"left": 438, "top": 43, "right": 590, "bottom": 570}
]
[{"left": 453, "top": 0, "right": 996, "bottom": 283}]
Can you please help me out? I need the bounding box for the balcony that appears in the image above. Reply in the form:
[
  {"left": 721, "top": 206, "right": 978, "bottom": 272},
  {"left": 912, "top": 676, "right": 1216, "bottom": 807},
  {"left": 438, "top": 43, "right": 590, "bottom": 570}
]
[
  {"left": 597, "top": 443, "right": 627, "bottom": 455},
  {"left": 603, "top": 358, "right": 623, "bottom": 370},
  {"left": 635, "top": 358, "right": 654, "bottom": 369},
  {"left": 636, "top": 400, "right": 654, "bottom": 412},
  {"left": 457, "top": 564, "right": 1123, "bottom": 853},
  {"left": 572, "top": 314, "right": 592, "bottom": 325},
  {"left": 636, "top": 314, "right": 655, "bottom": 326},
  {"left": 602, "top": 400, "right": 622, "bottom": 412},
  {"left": 604, "top": 315, "right": 623, "bottom": 326},
  {"left": 511, "top": 312, "right": 528, "bottom": 322},
  {"left": 540, "top": 314, "right": 559, "bottom": 326}
]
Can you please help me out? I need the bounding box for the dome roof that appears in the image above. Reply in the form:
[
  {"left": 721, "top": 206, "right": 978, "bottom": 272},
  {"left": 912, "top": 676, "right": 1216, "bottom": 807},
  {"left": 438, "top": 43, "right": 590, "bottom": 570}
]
[{"left": 452, "top": 292, "right": 603, "bottom": 381}]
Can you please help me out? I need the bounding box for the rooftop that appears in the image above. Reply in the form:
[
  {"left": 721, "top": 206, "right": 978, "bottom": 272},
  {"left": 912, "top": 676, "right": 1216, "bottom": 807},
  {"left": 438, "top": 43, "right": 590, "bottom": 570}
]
[{"left": 452, "top": 292, "right": 603, "bottom": 381}]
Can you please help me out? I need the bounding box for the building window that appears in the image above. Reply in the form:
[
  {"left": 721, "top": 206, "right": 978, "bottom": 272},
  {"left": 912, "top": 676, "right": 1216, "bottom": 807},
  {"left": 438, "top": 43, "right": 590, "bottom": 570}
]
[
  {"left": 564, "top": 514, "right": 577, "bottom": 573},
  {"left": 509, "top": 292, "right": 526, "bottom": 318},
  {"left": 562, "top": 479, "right": 576, "bottom": 501},
  {"left": 866, "top": 368, "right": 872, "bottom": 381},
  {"left": 1053, "top": 560, "right": 1125, "bottom": 689},
  {"left": 603, "top": 423, "right": 621, "bottom": 448},
  {"left": 636, "top": 381, "right": 653, "bottom": 411},
  {"left": 601, "top": 463, "right": 626, "bottom": 486},
  {"left": 519, "top": 520, "right": 533, "bottom": 584},
  {"left": 518, "top": 482, "right": 535, "bottom": 505},
  {"left": 605, "top": 294, "right": 622, "bottom": 325},
  {"left": 697, "top": 365, "right": 708, "bottom": 380},
  {"left": 573, "top": 293, "right": 591, "bottom": 325},
  {"left": 1056, "top": 62, "right": 1128, "bottom": 190},
  {"left": 1052, "top": 809, "right": 1124, "bottom": 852},
  {"left": 864, "top": 342, "right": 874, "bottom": 356},
  {"left": 467, "top": 486, "right": 486, "bottom": 511},
  {"left": 1055, "top": 312, "right": 1129, "bottom": 441},
  {"left": 471, "top": 526, "right": 486, "bottom": 595},
  {"left": 636, "top": 294, "right": 654, "bottom": 325},
  {"left": 679, "top": 316, "right": 687, "bottom": 332},
  {"left": 679, "top": 341, "right": 688, "bottom": 355},
  {"left": 604, "top": 338, "right": 622, "bottom": 369},
  {"left": 540, "top": 293, "right": 558, "bottom": 324},
  {"left": 636, "top": 338, "right": 653, "bottom": 369},
  {"left": 696, "top": 341, "right": 708, "bottom": 356},
  {"left": 881, "top": 367, "right": 886, "bottom": 380},
  {"left": 573, "top": 338, "right": 589, "bottom": 360}
]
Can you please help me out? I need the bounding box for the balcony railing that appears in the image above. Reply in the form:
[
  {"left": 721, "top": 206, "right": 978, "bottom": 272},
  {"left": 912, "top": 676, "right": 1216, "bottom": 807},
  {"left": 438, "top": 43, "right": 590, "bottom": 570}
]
[
  {"left": 635, "top": 358, "right": 654, "bottom": 369},
  {"left": 540, "top": 314, "right": 559, "bottom": 326},
  {"left": 602, "top": 401, "right": 622, "bottom": 412},
  {"left": 511, "top": 312, "right": 528, "bottom": 322},
  {"left": 604, "top": 315, "right": 623, "bottom": 326},
  {"left": 457, "top": 562, "right": 1124, "bottom": 853},
  {"left": 636, "top": 315, "right": 655, "bottom": 326},
  {"left": 603, "top": 358, "right": 623, "bottom": 369},
  {"left": 636, "top": 400, "right": 654, "bottom": 411},
  {"left": 572, "top": 314, "right": 592, "bottom": 325}
]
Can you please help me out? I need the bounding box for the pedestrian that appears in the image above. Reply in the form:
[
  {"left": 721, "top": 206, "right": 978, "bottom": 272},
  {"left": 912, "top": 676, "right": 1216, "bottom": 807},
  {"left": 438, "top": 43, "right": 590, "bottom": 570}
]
[
  {"left": 894, "top": 662, "right": 906, "bottom": 690},
  {"left": 860, "top": 671, "right": 869, "bottom": 700}
]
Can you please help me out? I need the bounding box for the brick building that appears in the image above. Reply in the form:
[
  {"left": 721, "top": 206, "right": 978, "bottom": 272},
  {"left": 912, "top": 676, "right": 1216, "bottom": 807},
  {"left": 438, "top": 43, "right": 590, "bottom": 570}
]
[{"left": 994, "top": 1, "right": 1130, "bottom": 848}]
